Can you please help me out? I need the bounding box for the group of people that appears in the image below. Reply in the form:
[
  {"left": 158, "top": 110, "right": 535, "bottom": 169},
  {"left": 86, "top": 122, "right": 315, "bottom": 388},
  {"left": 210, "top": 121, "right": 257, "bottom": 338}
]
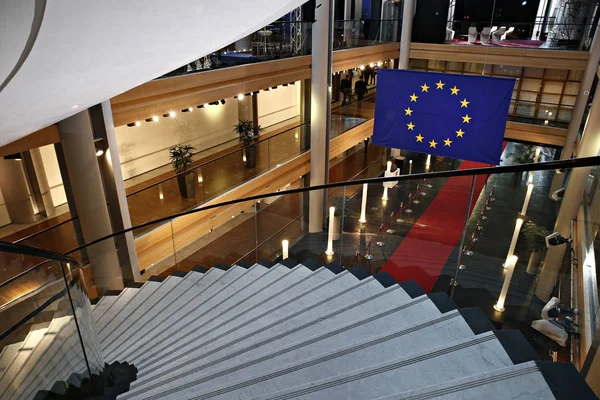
[{"left": 339, "top": 65, "right": 377, "bottom": 106}]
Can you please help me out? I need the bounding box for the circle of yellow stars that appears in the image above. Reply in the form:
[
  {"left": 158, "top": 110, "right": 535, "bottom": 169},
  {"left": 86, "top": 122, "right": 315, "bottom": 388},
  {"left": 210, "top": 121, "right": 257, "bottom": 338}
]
[{"left": 405, "top": 79, "right": 471, "bottom": 148}]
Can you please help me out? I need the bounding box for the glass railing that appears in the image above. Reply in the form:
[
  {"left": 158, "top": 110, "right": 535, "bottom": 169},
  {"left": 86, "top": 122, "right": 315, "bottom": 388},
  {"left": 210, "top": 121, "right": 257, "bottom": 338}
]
[
  {"left": 333, "top": 19, "right": 400, "bottom": 50},
  {"left": 0, "top": 243, "right": 101, "bottom": 399},
  {"left": 159, "top": 18, "right": 401, "bottom": 79},
  {"left": 447, "top": 20, "right": 595, "bottom": 51},
  {"left": 57, "top": 156, "right": 600, "bottom": 365}
]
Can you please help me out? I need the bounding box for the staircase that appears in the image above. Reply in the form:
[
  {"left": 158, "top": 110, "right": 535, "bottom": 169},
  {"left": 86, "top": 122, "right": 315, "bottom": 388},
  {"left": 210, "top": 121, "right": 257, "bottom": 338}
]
[{"left": 0, "top": 258, "right": 596, "bottom": 399}]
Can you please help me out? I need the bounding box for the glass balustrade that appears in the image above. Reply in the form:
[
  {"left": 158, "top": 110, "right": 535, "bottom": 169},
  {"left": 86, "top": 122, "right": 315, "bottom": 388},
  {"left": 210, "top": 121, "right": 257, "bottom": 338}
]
[{"left": 0, "top": 248, "right": 100, "bottom": 399}]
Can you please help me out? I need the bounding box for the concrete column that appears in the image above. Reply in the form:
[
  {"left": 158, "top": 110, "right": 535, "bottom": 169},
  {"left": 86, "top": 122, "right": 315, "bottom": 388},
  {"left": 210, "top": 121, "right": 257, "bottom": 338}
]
[
  {"left": 561, "top": 18, "right": 600, "bottom": 160},
  {"left": 91, "top": 101, "right": 141, "bottom": 284},
  {"left": 300, "top": 78, "right": 311, "bottom": 152},
  {"left": 536, "top": 86, "right": 600, "bottom": 301},
  {"left": 399, "top": 0, "right": 415, "bottom": 70},
  {"left": 27, "top": 148, "right": 56, "bottom": 217},
  {"left": 309, "top": 0, "right": 334, "bottom": 232},
  {"left": 237, "top": 94, "right": 254, "bottom": 122},
  {"left": 0, "top": 157, "right": 36, "bottom": 223},
  {"left": 57, "top": 109, "right": 124, "bottom": 293}
]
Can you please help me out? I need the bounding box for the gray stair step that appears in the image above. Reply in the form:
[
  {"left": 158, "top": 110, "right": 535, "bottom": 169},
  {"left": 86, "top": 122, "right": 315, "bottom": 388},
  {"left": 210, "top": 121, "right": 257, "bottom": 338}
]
[
  {"left": 99, "top": 276, "right": 183, "bottom": 352},
  {"left": 126, "top": 264, "right": 271, "bottom": 365},
  {"left": 94, "top": 288, "right": 140, "bottom": 332},
  {"left": 374, "top": 361, "right": 593, "bottom": 400},
  {"left": 104, "top": 268, "right": 224, "bottom": 362},
  {"left": 97, "top": 280, "right": 162, "bottom": 339},
  {"left": 224, "top": 331, "right": 526, "bottom": 400},
  {"left": 104, "top": 270, "right": 207, "bottom": 364},
  {"left": 122, "top": 301, "right": 479, "bottom": 400},
  {"left": 132, "top": 273, "right": 411, "bottom": 386},
  {"left": 91, "top": 293, "right": 119, "bottom": 323}
]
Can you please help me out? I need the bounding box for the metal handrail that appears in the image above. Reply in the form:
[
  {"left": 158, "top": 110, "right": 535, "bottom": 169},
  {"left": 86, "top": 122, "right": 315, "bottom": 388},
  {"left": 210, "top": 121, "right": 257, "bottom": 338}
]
[{"left": 64, "top": 155, "right": 600, "bottom": 257}]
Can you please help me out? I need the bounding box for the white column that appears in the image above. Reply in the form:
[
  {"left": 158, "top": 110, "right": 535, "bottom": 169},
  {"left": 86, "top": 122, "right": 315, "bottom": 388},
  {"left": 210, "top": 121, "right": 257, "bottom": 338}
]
[
  {"left": 359, "top": 183, "right": 368, "bottom": 224},
  {"left": 326, "top": 207, "right": 335, "bottom": 255},
  {"left": 399, "top": 0, "right": 416, "bottom": 70},
  {"left": 382, "top": 161, "right": 392, "bottom": 200},
  {"left": 561, "top": 18, "right": 600, "bottom": 160},
  {"left": 0, "top": 157, "right": 36, "bottom": 223},
  {"left": 494, "top": 255, "right": 519, "bottom": 312},
  {"left": 537, "top": 78, "right": 600, "bottom": 301},
  {"left": 58, "top": 110, "right": 124, "bottom": 294},
  {"left": 309, "top": 0, "right": 333, "bottom": 232}
]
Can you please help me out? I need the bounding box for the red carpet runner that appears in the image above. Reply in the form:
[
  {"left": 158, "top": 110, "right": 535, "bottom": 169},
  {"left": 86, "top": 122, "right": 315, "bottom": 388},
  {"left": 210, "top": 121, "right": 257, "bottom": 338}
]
[{"left": 381, "top": 160, "right": 491, "bottom": 292}]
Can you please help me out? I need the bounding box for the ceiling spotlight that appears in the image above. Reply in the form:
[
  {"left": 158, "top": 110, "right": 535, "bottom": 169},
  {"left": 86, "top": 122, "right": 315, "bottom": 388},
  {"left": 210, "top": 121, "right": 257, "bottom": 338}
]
[
  {"left": 271, "top": 86, "right": 277, "bottom": 90},
  {"left": 96, "top": 149, "right": 104, "bottom": 157},
  {"left": 289, "top": 82, "right": 295, "bottom": 85},
  {"left": 169, "top": 111, "right": 176, "bottom": 117},
  {"left": 359, "top": 65, "right": 365, "bottom": 70},
  {"left": 237, "top": 94, "right": 244, "bottom": 100},
  {"left": 146, "top": 116, "right": 159, "bottom": 122},
  {"left": 377, "top": 61, "right": 383, "bottom": 66},
  {"left": 245, "top": 93, "right": 251, "bottom": 96},
  {"left": 283, "top": 83, "right": 288, "bottom": 87},
  {"left": 220, "top": 99, "right": 226, "bottom": 105},
  {"left": 369, "top": 63, "right": 375, "bottom": 68},
  {"left": 204, "top": 103, "right": 209, "bottom": 107},
  {"left": 182, "top": 108, "right": 191, "bottom": 112},
  {"left": 127, "top": 122, "right": 136, "bottom": 127},
  {"left": 209, "top": 101, "right": 219, "bottom": 105},
  {"left": 253, "top": 91, "right": 260, "bottom": 95},
  {"left": 197, "top": 104, "right": 204, "bottom": 108},
  {"left": 135, "top": 121, "right": 141, "bottom": 127}
]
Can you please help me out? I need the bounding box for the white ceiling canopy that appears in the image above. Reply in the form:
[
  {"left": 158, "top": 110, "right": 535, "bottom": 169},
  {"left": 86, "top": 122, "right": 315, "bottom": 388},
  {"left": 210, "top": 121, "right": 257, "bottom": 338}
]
[{"left": 0, "top": 0, "right": 306, "bottom": 146}]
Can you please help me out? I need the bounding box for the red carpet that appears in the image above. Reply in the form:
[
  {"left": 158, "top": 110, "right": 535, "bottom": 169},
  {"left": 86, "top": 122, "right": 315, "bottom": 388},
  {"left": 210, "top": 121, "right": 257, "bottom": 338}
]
[{"left": 381, "top": 160, "right": 491, "bottom": 292}]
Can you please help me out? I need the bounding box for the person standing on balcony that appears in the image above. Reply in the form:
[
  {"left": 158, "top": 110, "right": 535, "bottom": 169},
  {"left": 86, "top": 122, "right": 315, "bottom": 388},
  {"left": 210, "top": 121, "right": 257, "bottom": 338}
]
[
  {"left": 341, "top": 74, "right": 352, "bottom": 105},
  {"left": 355, "top": 76, "right": 368, "bottom": 101}
]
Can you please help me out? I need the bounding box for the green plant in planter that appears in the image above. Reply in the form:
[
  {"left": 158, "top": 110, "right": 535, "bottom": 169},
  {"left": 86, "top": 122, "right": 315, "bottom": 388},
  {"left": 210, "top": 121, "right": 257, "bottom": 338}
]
[
  {"left": 234, "top": 119, "right": 264, "bottom": 168},
  {"left": 331, "top": 195, "right": 352, "bottom": 217},
  {"left": 522, "top": 220, "right": 550, "bottom": 274},
  {"left": 169, "top": 144, "right": 196, "bottom": 199},
  {"left": 507, "top": 143, "right": 537, "bottom": 165}
]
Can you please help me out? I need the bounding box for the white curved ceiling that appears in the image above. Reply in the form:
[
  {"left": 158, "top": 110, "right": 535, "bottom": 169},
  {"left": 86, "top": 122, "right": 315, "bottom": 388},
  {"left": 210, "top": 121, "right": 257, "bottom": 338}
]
[{"left": 0, "top": 0, "right": 306, "bottom": 146}]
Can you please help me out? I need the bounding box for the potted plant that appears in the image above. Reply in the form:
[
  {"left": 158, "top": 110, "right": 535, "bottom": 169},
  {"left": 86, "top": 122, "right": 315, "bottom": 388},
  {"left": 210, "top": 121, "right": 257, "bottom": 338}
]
[
  {"left": 507, "top": 143, "right": 537, "bottom": 165},
  {"left": 522, "top": 220, "right": 549, "bottom": 275},
  {"left": 234, "top": 119, "right": 264, "bottom": 168},
  {"left": 169, "top": 144, "right": 197, "bottom": 199}
]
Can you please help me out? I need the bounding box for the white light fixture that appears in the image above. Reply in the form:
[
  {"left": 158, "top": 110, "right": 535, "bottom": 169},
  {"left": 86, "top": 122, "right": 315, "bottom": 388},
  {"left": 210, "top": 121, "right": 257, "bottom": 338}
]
[
  {"left": 204, "top": 103, "right": 209, "bottom": 108},
  {"left": 152, "top": 116, "right": 159, "bottom": 122},
  {"left": 72, "top": 105, "right": 79, "bottom": 109},
  {"left": 544, "top": 120, "right": 549, "bottom": 125},
  {"left": 409, "top": 160, "right": 413, "bottom": 175},
  {"left": 382, "top": 161, "right": 392, "bottom": 201},
  {"left": 198, "top": 175, "right": 203, "bottom": 183},
  {"left": 188, "top": 107, "right": 193, "bottom": 112},
  {"left": 359, "top": 183, "right": 368, "bottom": 224},
  {"left": 135, "top": 121, "right": 141, "bottom": 127},
  {"left": 294, "top": 133, "right": 299, "bottom": 139},
  {"left": 369, "top": 63, "right": 375, "bottom": 68},
  {"left": 243, "top": 155, "right": 247, "bottom": 162},
  {"left": 282, "top": 240, "right": 289, "bottom": 260},
  {"left": 169, "top": 111, "right": 176, "bottom": 117},
  {"left": 96, "top": 149, "right": 104, "bottom": 157},
  {"left": 494, "top": 255, "right": 519, "bottom": 312},
  {"left": 360, "top": 65, "right": 365, "bottom": 70},
  {"left": 377, "top": 61, "right": 383, "bottom": 66},
  {"left": 425, "top": 154, "right": 431, "bottom": 167},
  {"left": 326, "top": 207, "right": 335, "bottom": 256},
  {"left": 237, "top": 94, "right": 244, "bottom": 100}
]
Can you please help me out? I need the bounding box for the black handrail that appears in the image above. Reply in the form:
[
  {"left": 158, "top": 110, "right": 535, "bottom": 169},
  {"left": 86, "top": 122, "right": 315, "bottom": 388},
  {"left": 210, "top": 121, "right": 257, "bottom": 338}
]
[
  {"left": 0, "top": 241, "right": 82, "bottom": 290},
  {"left": 64, "top": 155, "right": 600, "bottom": 257}
]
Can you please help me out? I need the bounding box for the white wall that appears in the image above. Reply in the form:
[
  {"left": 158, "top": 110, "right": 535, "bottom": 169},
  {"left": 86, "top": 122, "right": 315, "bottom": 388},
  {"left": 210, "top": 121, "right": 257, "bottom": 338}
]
[
  {"left": 257, "top": 83, "right": 300, "bottom": 127},
  {"left": 115, "top": 101, "right": 239, "bottom": 180},
  {"left": 39, "top": 144, "right": 67, "bottom": 207},
  {"left": 0, "top": 187, "right": 11, "bottom": 227}
]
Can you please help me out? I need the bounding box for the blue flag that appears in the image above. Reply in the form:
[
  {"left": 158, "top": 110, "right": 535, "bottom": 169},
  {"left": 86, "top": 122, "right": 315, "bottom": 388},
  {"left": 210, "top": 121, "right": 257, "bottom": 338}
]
[{"left": 372, "top": 69, "right": 515, "bottom": 165}]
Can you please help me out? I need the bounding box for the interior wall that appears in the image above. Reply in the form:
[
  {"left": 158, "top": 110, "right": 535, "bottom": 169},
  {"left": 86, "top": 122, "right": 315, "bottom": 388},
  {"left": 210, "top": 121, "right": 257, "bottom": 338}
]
[
  {"left": 115, "top": 101, "right": 239, "bottom": 180},
  {"left": 39, "top": 144, "right": 67, "bottom": 207},
  {"left": 0, "top": 186, "right": 10, "bottom": 227},
  {"left": 257, "top": 83, "right": 301, "bottom": 127}
]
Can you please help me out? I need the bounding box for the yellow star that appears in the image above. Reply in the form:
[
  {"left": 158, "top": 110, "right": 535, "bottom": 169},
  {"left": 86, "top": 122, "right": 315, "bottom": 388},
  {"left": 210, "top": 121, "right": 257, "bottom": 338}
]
[
  {"left": 450, "top": 86, "right": 460, "bottom": 95},
  {"left": 415, "top": 134, "right": 424, "bottom": 142},
  {"left": 404, "top": 107, "right": 413, "bottom": 116},
  {"left": 444, "top": 138, "right": 453, "bottom": 147},
  {"left": 436, "top": 80, "right": 445, "bottom": 90},
  {"left": 429, "top": 139, "right": 438, "bottom": 148},
  {"left": 456, "top": 129, "right": 465, "bottom": 138},
  {"left": 407, "top": 122, "right": 415, "bottom": 131},
  {"left": 460, "top": 98, "right": 469, "bottom": 108},
  {"left": 410, "top": 93, "right": 418, "bottom": 102},
  {"left": 421, "top": 83, "right": 430, "bottom": 92},
  {"left": 462, "top": 114, "right": 472, "bottom": 124}
]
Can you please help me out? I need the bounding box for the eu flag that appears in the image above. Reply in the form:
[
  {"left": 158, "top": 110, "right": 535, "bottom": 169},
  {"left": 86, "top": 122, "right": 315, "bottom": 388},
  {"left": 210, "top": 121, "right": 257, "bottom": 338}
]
[{"left": 372, "top": 69, "right": 515, "bottom": 165}]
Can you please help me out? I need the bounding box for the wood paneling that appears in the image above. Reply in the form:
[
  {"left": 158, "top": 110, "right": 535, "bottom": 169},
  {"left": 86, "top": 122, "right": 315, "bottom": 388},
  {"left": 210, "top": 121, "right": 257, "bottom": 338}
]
[
  {"left": 410, "top": 43, "right": 588, "bottom": 70},
  {"left": 0, "top": 125, "right": 59, "bottom": 157},
  {"left": 504, "top": 121, "right": 567, "bottom": 146},
  {"left": 111, "top": 44, "right": 401, "bottom": 127},
  {"left": 332, "top": 43, "right": 400, "bottom": 73}
]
